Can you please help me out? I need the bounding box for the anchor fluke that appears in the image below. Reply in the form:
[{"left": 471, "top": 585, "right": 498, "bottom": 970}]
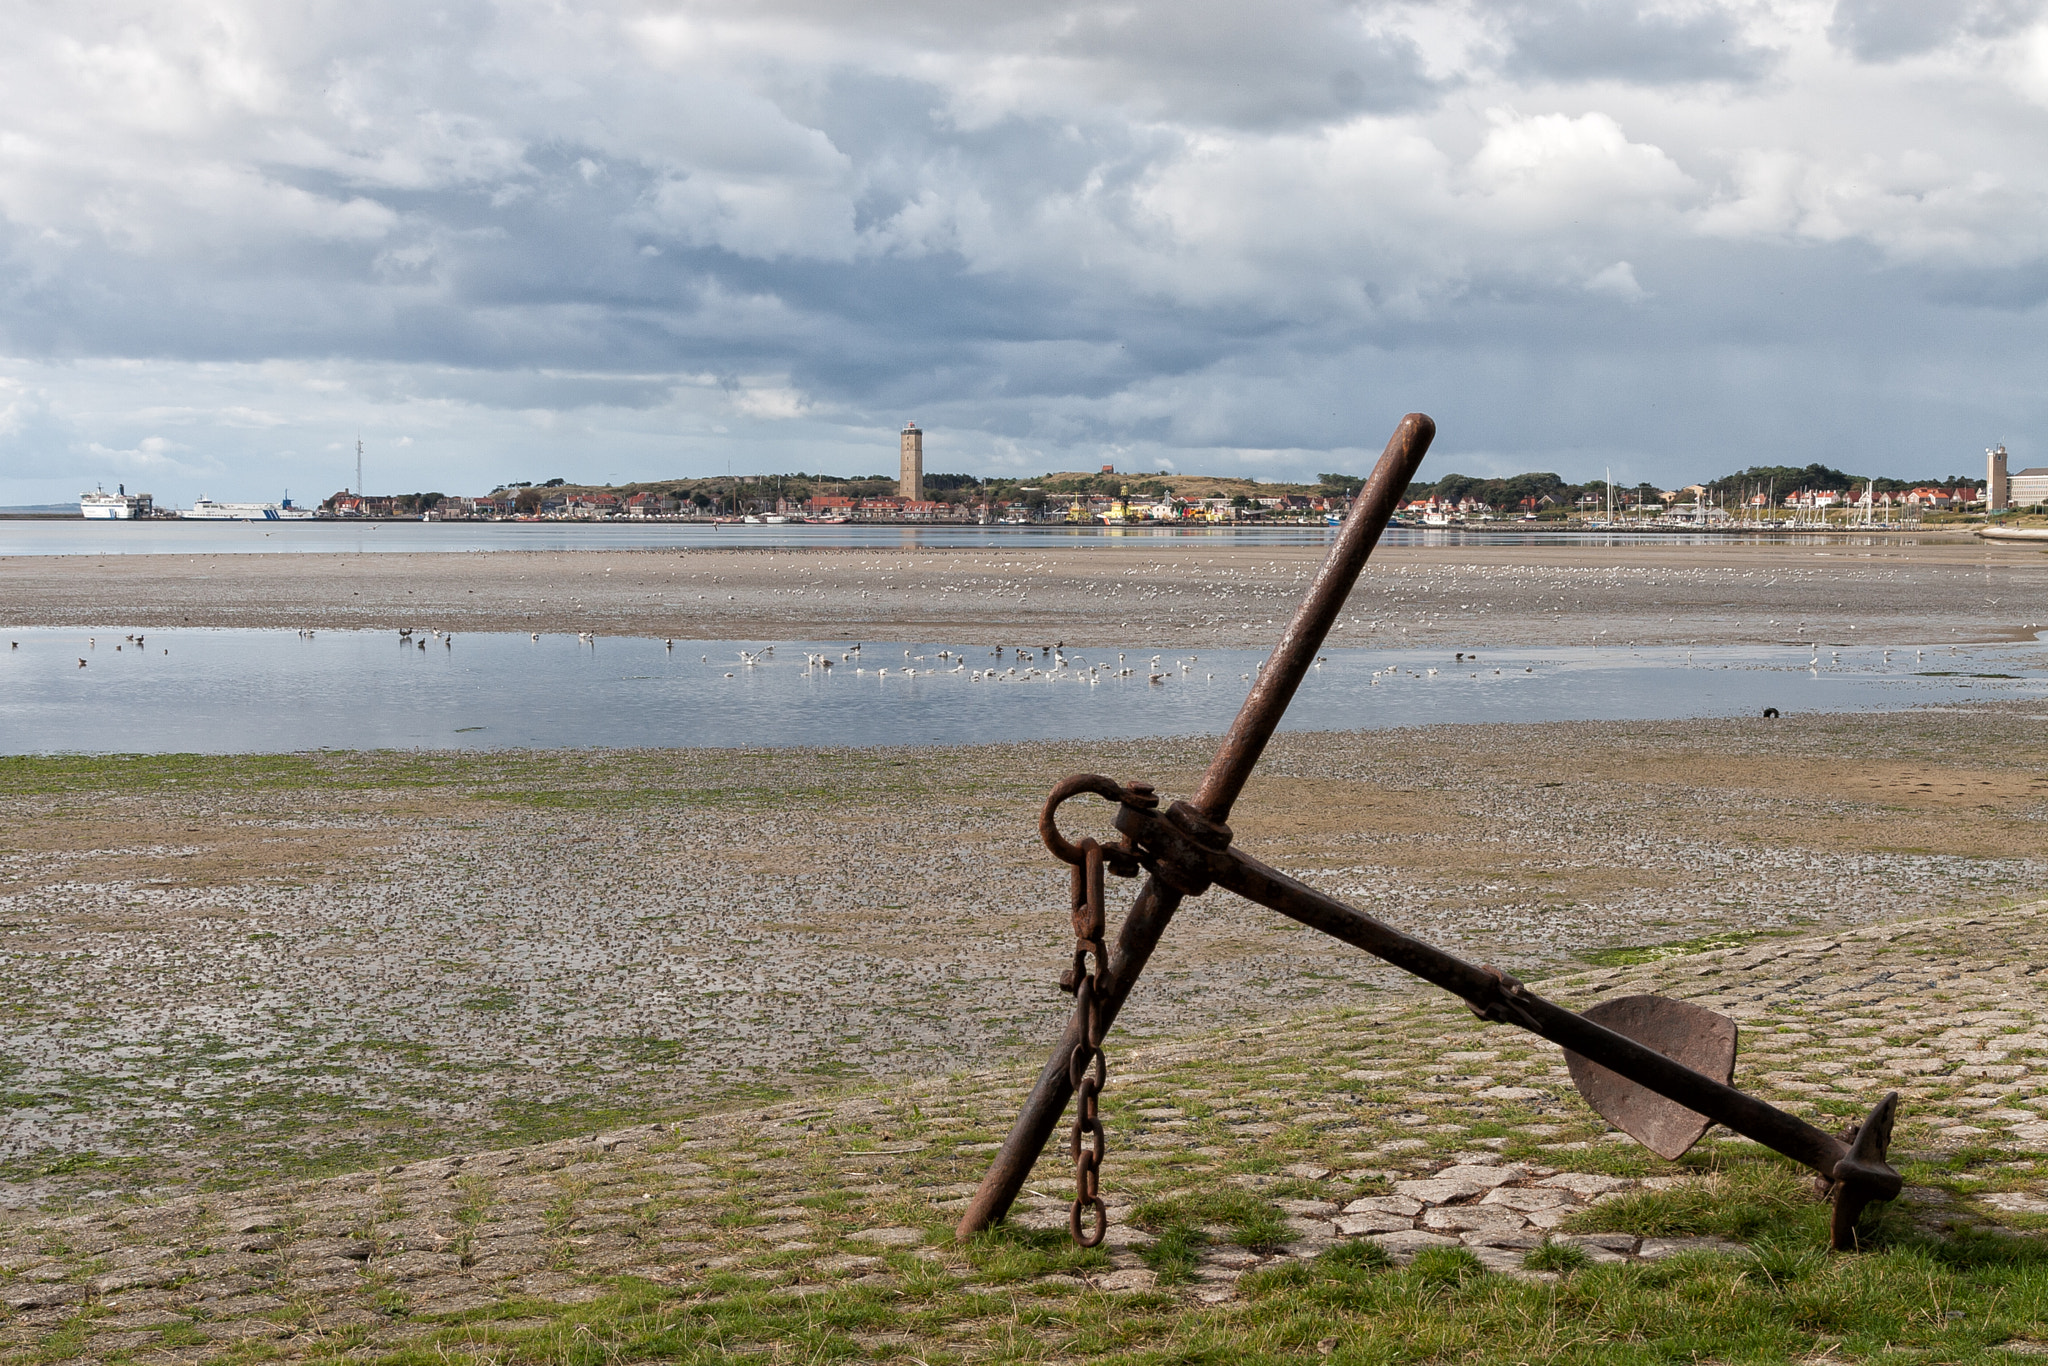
[
  {"left": 1825, "top": 1091, "right": 1902, "bottom": 1250},
  {"left": 1564, "top": 995, "right": 1739, "bottom": 1161}
]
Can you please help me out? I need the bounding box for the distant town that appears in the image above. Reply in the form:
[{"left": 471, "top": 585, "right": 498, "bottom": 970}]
[{"left": 64, "top": 427, "right": 2046, "bottom": 526}]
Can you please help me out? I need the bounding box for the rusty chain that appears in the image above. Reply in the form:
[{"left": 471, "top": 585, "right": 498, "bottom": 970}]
[
  {"left": 1062, "top": 837, "right": 1110, "bottom": 1246},
  {"left": 1042, "top": 775, "right": 1150, "bottom": 1246}
]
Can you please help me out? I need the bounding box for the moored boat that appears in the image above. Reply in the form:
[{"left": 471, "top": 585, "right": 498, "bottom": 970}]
[{"left": 80, "top": 484, "right": 153, "bottom": 519}]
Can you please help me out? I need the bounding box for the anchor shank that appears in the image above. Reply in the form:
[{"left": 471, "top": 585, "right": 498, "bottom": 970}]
[
  {"left": 1208, "top": 847, "right": 1858, "bottom": 1182},
  {"left": 1192, "top": 413, "right": 1434, "bottom": 825},
  {"left": 955, "top": 414, "right": 1433, "bottom": 1243}
]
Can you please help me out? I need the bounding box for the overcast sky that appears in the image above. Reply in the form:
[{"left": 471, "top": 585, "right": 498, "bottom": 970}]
[{"left": 3, "top": 0, "right": 2046, "bottom": 505}]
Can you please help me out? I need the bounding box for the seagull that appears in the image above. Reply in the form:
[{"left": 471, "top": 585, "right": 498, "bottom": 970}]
[{"left": 78, "top": 659, "right": 86, "bottom": 667}]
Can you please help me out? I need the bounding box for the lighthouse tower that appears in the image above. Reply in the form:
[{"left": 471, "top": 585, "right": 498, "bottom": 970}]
[{"left": 899, "top": 421, "right": 924, "bottom": 502}]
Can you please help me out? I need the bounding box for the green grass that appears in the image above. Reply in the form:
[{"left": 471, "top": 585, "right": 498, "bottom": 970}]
[
  {"left": 1129, "top": 1187, "right": 1293, "bottom": 1283},
  {"left": 285, "top": 1218, "right": 2048, "bottom": 1366},
  {"left": 1522, "top": 1239, "right": 1590, "bottom": 1273},
  {"left": 1561, "top": 1157, "right": 1821, "bottom": 1242},
  {"left": 1577, "top": 930, "right": 1774, "bottom": 968}
]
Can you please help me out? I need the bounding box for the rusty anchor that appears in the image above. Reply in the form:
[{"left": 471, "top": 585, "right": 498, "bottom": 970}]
[{"left": 957, "top": 413, "right": 1902, "bottom": 1253}]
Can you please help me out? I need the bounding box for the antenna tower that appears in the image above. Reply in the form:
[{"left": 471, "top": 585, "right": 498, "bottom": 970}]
[{"left": 356, "top": 435, "right": 364, "bottom": 495}]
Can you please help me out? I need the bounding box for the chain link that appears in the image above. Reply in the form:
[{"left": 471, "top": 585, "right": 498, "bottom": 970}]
[{"left": 1063, "top": 837, "right": 1110, "bottom": 1246}]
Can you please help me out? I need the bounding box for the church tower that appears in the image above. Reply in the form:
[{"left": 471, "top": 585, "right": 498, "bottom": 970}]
[{"left": 899, "top": 421, "right": 924, "bottom": 502}]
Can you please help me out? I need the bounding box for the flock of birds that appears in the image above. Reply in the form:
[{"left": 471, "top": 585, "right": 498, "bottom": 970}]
[
  {"left": 23, "top": 632, "right": 166, "bottom": 667},
  {"left": 778, "top": 642, "right": 1248, "bottom": 686},
  {"left": 26, "top": 628, "right": 1991, "bottom": 693}
]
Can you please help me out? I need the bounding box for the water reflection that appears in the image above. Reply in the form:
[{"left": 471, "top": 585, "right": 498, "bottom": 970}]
[{"left": 2, "top": 628, "right": 2039, "bottom": 755}]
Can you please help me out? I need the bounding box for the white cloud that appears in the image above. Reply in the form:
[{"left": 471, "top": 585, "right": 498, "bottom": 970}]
[
  {"left": 726, "top": 381, "right": 810, "bottom": 419},
  {"left": 84, "top": 435, "right": 218, "bottom": 478},
  {"left": 1585, "top": 259, "right": 1645, "bottom": 299},
  {"left": 1466, "top": 109, "right": 1696, "bottom": 225}
]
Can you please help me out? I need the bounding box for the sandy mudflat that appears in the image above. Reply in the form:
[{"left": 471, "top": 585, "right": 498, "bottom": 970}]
[
  {"left": 3, "top": 703, "right": 2043, "bottom": 1208},
  {"left": 5, "top": 534, "right": 2047, "bottom": 647}
]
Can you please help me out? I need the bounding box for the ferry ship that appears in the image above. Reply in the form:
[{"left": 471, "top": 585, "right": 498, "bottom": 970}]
[
  {"left": 80, "top": 484, "right": 153, "bottom": 519},
  {"left": 180, "top": 496, "right": 317, "bottom": 521}
]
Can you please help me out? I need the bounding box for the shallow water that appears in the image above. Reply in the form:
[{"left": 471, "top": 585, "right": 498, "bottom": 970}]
[
  {"left": 0, "top": 519, "right": 1928, "bottom": 556},
  {"left": 3, "top": 629, "right": 2041, "bottom": 754}
]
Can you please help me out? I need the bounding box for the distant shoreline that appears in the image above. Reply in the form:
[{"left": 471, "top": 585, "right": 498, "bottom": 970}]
[{"left": 0, "top": 511, "right": 1991, "bottom": 535}]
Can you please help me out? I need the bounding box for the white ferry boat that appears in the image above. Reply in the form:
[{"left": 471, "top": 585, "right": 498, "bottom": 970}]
[
  {"left": 80, "top": 484, "right": 153, "bottom": 519},
  {"left": 180, "top": 496, "right": 317, "bottom": 521}
]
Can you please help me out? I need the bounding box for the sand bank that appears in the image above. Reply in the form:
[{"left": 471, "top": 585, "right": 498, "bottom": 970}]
[{"left": 5, "top": 536, "right": 2046, "bottom": 647}]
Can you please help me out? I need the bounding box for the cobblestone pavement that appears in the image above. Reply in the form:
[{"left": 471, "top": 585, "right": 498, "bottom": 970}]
[
  {"left": 2, "top": 900, "right": 2045, "bottom": 1363},
  {"left": 5, "top": 707, "right": 2044, "bottom": 1208}
]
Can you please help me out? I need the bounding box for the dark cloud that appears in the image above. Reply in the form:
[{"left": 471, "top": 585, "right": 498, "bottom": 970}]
[
  {"left": 1487, "top": 0, "right": 1780, "bottom": 85},
  {"left": 1828, "top": 0, "right": 2046, "bottom": 62}
]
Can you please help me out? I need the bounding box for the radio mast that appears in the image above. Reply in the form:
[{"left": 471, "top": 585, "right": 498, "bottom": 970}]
[{"left": 355, "top": 435, "right": 364, "bottom": 495}]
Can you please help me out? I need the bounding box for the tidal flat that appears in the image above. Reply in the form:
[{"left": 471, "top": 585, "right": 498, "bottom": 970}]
[
  {"left": 3, "top": 704, "right": 2044, "bottom": 1211},
  {"left": 7, "top": 535, "right": 2048, "bottom": 649}
]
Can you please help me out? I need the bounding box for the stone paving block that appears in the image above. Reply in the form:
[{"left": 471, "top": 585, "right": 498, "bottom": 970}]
[
  {"left": 1343, "top": 1194, "right": 1423, "bottom": 1217},
  {"left": 1274, "top": 1198, "right": 1340, "bottom": 1217},
  {"left": 1422, "top": 1206, "right": 1528, "bottom": 1236},
  {"left": 97, "top": 1309, "right": 191, "bottom": 1330},
  {"left": 2, "top": 1283, "right": 81, "bottom": 1310},
  {"left": 1983, "top": 1192, "right": 2048, "bottom": 1215},
  {"left": 1480, "top": 1186, "right": 1572, "bottom": 1211},
  {"left": 847, "top": 1226, "right": 923, "bottom": 1246},
  {"left": 412, "top": 1289, "right": 504, "bottom": 1316},
  {"left": 1096, "top": 1267, "right": 1159, "bottom": 1291},
  {"left": 1557, "top": 1233, "right": 1638, "bottom": 1261},
  {"left": 1334, "top": 1211, "right": 1414, "bottom": 1236},
  {"left": 1365, "top": 1229, "right": 1463, "bottom": 1261},
  {"left": 1461, "top": 1230, "right": 1546, "bottom": 1250},
  {"left": 201, "top": 1319, "right": 290, "bottom": 1343},
  {"left": 371, "top": 1250, "right": 463, "bottom": 1280},
  {"left": 89, "top": 1265, "right": 179, "bottom": 1294},
  {"left": 86, "top": 1330, "right": 160, "bottom": 1355},
  {"left": 1538, "top": 1172, "right": 1633, "bottom": 1197},
  {"left": 1637, "top": 1237, "right": 1748, "bottom": 1261}
]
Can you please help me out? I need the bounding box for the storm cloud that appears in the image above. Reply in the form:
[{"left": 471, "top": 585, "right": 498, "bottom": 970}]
[{"left": 2, "top": 0, "right": 2045, "bottom": 503}]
